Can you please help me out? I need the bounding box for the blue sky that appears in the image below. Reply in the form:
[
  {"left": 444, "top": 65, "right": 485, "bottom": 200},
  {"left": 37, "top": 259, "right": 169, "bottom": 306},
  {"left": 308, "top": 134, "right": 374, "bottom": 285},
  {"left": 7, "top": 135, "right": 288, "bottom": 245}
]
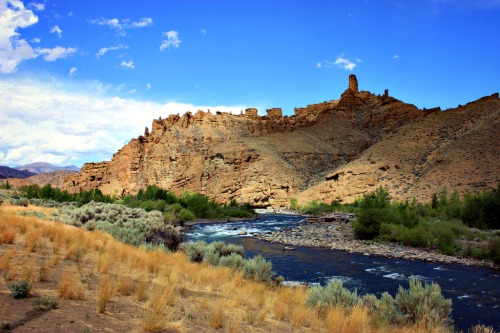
[{"left": 0, "top": 0, "right": 499, "bottom": 167}]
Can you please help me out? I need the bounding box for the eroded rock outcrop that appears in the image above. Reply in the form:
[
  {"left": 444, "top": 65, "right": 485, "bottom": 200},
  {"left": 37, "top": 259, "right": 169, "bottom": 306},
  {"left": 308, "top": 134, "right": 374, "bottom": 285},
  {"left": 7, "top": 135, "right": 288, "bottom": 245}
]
[{"left": 63, "top": 76, "right": 500, "bottom": 207}]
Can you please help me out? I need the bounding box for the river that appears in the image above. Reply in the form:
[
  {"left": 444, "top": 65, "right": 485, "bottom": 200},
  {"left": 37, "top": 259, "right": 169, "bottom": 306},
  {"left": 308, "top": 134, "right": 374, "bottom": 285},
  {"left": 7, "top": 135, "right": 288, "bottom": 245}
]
[{"left": 184, "top": 214, "right": 500, "bottom": 332}]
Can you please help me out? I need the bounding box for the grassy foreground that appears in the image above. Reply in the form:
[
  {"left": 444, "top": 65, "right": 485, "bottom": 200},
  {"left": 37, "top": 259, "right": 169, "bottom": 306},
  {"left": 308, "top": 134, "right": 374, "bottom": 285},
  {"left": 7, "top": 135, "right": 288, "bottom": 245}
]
[{"left": 0, "top": 203, "right": 492, "bottom": 333}]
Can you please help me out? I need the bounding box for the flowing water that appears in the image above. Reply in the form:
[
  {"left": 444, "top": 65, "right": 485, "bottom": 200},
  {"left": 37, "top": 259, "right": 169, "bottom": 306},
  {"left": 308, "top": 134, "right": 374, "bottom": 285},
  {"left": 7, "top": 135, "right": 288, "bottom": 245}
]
[{"left": 185, "top": 214, "right": 500, "bottom": 331}]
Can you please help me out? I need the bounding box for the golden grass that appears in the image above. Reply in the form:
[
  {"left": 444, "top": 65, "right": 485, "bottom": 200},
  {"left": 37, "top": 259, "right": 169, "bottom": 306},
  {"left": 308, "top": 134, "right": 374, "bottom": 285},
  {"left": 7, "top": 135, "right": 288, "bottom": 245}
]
[
  {"left": 97, "top": 250, "right": 115, "bottom": 274},
  {"left": 136, "top": 278, "right": 149, "bottom": 301},
  {"left": 58, "top": 268, "right": 85, "bottom": 300},
  {"left": 38, "top": 261, "right": 49, "bottom": 282},
  {"left": 0, "top": 227, "right": 16, "bottom": 244},
  {"left": 0, "top": 248, "right": 16, "bottom": 274},
  {"left": 0, "top": 204, "right": 456, "bottom": 333},
  {"left": 142, "top": 286, "right": 176, "bottom": 332},
  {"left": 97, "top": 274, "right": 113, "bottom": 314},
  {"left": 116, "top": 275, "right": 134, "bottom": 296},
  {"left": 23, "top": 229, "right": 41, "bottom": 254},
  {"left": 208, "top": 305, "right": 224, "bottom": 329}
]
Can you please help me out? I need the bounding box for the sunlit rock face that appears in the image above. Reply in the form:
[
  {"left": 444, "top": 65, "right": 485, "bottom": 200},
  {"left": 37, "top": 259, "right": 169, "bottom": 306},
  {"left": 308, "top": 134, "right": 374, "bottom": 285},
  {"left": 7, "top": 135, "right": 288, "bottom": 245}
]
[{"left": 63, "top": 77, "right": 500, "bottom": 207}]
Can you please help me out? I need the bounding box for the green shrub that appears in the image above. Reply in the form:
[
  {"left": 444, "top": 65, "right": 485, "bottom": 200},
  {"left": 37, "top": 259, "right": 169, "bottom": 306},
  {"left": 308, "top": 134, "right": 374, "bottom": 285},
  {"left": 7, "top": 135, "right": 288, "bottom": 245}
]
[
  {"left": 353, "top": 208, "right": 386, "bottom": 239},
  {"left": 359, "top": 187, "right": 391, "bottom": 209},
  {"left": 32, "top": 297, "right": 58, "bottom": 311},
  {"left": 145, "top": 225, "right": 183, "bottom": 251},
  {"left": 395, "top": 279, "right": 452, "bottom": 328},
  {"left": 219, "top": 253, "right": 245, "bottom": 271},
  {"left": 18, "top": 210, "right": 46, "bottom": 219},
  {"left": 179, "top": 208, "right": 196, "bottom": 221},
  {"left": 305, "top": 279, "right": 360, "bottom": 316},
  {"left": 61, "top": 202, "right": 181, "bottom": 247},
  {"left": 10, "top": 197, "right": 29, "bottom": 207},
  {"left": 185, "top": 241, "right": 209, "bottom": 262},
  {"left": 7, "top": 280, "right": 32, "bottom": 299},
  {"left": 242, "top": 255, "right": 274, "bottom": 283}
]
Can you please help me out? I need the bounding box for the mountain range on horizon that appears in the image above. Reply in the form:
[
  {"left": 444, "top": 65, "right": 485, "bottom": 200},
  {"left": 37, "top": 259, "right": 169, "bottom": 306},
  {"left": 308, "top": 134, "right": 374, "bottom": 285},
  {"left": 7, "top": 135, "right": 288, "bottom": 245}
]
[
  {"left": 0, "top": 162, "right": 80, "bottom": 180},
  {"left": 15, "top": 162, "right": 80, "bottom": 175}
]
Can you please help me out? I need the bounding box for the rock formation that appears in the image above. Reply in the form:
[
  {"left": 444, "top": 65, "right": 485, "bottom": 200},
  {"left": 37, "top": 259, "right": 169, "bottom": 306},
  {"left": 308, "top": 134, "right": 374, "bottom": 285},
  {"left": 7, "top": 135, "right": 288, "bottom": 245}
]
[{"left": 63, "top": 76, "right": 500, "bottom": 207}]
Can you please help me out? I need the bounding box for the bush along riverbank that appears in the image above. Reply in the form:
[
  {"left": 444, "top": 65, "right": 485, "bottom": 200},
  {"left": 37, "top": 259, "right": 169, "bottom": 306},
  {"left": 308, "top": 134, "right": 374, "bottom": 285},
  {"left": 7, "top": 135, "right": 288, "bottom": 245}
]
[
  {"left": 261, "top": 186, "right": 500, "bottom": 267},
  {"left": 11, "top": 184, "right": 256, "bottom": 225}
]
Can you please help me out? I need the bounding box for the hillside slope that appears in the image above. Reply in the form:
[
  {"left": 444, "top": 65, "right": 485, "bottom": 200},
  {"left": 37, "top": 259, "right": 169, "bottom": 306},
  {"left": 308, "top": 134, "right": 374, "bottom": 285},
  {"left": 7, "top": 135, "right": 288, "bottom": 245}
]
[{"left": 63, "top": 76, "right": 500, "bottom": 207}]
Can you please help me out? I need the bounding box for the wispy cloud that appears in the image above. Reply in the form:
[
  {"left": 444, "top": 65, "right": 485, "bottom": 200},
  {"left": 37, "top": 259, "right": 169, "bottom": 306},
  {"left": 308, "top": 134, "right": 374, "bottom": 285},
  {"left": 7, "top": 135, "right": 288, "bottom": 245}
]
[
  {"left": 200, "top": 29, "right": 206, "bottom": 35},
  {"left": 120, "top": 60, "right": 134, "bottom": 69},
  {"left": 37, "top": 46, "right": 77, "bottom": 61},
  {"left": 0, "top": 0, "right": 39, "bottom": 73},
  {"left": 89, "top": 17, "right": 153, "bottom": 36},
  {"left": 96, "top": 45, "right": 128, "bottom": 58},
  {"left": 0, "top": 77, "right": 247, "bottom": 166},
  {"left": 50, "top": 25, "right": 62, "bottom": 37},
  {"left": 69, "top": 67, "right": 77, "bottom": 76},
  {"left": 160, "top": 30, "right": 181, "bottom": 50},
  {"left": 334, "top": 56, "right": 359, "bottom": 71},
  {"left": 316, "top": 55, "right": 361, "bottom": 71},
  {"left": 146, "top": 83, "right": 152, "bottom": 90},
  {"left": 393, "top": 54, "right": 400, "bottom": 60},
  {"left": 29, "top": 2, "right": 45, "bottom": 11},
  {"left": 131, "top": 17, "right": 153, "bottom": 28}
]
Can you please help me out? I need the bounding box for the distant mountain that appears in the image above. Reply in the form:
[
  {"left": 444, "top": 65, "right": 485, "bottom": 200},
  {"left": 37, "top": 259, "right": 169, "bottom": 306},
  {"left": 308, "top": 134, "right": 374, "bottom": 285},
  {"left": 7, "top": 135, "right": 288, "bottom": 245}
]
[
  {"left": 0, "top": 166, "right": 35, "bottom": 179},
  {"left": 16, "top": 162, "right": 80, "bottom": 175}
]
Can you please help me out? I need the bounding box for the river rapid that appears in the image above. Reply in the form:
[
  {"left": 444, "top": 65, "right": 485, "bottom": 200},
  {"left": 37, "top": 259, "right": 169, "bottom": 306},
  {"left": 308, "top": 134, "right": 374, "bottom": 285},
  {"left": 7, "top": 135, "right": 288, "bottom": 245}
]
[{"left": 184, "top": 214, "right": 500, "bottom": 332}]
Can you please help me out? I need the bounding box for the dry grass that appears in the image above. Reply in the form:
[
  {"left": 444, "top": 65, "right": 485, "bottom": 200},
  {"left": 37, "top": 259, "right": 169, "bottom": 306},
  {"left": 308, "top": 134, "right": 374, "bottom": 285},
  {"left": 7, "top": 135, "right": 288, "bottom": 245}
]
[
  {"left": 0, "top": 204, "right": 457, "bottom": 333},
  {"left": 97, "top": 274, "right": 113, "bottom": 314},
  {"left": 23, "top": 229, "right": 41, "bottom": 254},
  {"left": 116, "top": 276, "right": 134, "bottom": 296},
  {"left": 0, "top": 227, "right": 16, "bottom": 244},
  {"left": 38, "top": 261, "right": 49, "bottom": 281},
  {"left": 58, "top": 268, "right": 85, "bottom": 300},
  {"left": 208, "top": 305, "right": 225, "bottom": 329},
  {"left": 142, "top": 286, "right": 176, "bottom": 332}
]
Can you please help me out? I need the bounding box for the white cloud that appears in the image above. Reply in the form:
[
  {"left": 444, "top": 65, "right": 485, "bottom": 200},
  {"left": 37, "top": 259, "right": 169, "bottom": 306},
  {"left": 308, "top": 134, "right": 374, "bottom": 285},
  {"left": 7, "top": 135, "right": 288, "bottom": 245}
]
[
  {"left": 120, "top": 60, "right": 134, "bottom": 69},
  {"left": 69, "top": 66, "right": 77, "bottom": 76},
  {"left": 90, "top": 17, "right": 153, "bottom": 36},
  {"left": 50, "top": 24, "right": 62, "bottom": 37},
  {"left": 160, "top": 30, "right": 181, "bottom": 50},
  {"left": 31, "top": 37, "right": 40, "bottom": 43},
  {"left": 0, "top": 0, "right": 39, "bottom": 73},
  {"left": 37, "top": 46, "right": 76, "bottom": 61},
  {"left": 146, "top": 83, "right": 151, "bottom": 90},
  {"left": 0, "top": 77, "right": 247, "bottom": 167},
  {"left": 334, "top": 56, "right": 358, "bottom": 71},
  {"left": 316, "top": 55, "right": 361, "bottom": 71},
  {"left": 29, "top": 2, "right": 45, "bottom": 11},
  {"left": 127, "top": 88, "right": 136, "bottom": 94},
  {"left": 393, "top": 54, "right": 400, "bottom": 60},
  {"left": 131, "top": 17, "right": 153, "bottom": 28},
  {"left": 96, "top": 44, "right": 128, "bottom": 58},
  {"left": 200, "top": 29, "right": 206, "bottom": 35}
]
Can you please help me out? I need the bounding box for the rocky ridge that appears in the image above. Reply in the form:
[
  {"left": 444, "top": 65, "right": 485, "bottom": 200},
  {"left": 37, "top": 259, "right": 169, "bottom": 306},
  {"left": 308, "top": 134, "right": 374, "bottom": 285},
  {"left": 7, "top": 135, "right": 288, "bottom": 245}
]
[{"left": 63, "top": 75, "right": 500, "bottom": 207}]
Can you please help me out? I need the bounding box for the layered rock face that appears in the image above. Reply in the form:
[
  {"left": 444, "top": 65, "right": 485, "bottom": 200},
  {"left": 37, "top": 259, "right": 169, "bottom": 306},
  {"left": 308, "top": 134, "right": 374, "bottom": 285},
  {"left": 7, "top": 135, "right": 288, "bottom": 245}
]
[{"left": 63, "top": 76, "right": 500, "bottom": 207}]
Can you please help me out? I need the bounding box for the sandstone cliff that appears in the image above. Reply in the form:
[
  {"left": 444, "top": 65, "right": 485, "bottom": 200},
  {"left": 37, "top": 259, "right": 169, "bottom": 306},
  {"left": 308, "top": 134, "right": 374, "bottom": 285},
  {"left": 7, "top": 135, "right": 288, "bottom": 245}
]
[{"left": 63, "top": 76, "right": 500, "bottom": 207}]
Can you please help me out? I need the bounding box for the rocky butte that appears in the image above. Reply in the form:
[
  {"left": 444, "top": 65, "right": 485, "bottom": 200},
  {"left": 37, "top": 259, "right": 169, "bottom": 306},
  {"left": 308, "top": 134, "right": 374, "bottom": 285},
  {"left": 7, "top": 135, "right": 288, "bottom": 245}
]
[{"left": 63, "top": 76, "right": 500, "bottom": 207}]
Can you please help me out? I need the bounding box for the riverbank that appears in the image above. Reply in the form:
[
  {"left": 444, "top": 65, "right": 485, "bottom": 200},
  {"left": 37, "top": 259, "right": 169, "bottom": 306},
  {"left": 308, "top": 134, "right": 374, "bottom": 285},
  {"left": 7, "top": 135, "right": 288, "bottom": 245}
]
[{"left": 254, "top": 220, "right": 498, "bottom": 269}]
